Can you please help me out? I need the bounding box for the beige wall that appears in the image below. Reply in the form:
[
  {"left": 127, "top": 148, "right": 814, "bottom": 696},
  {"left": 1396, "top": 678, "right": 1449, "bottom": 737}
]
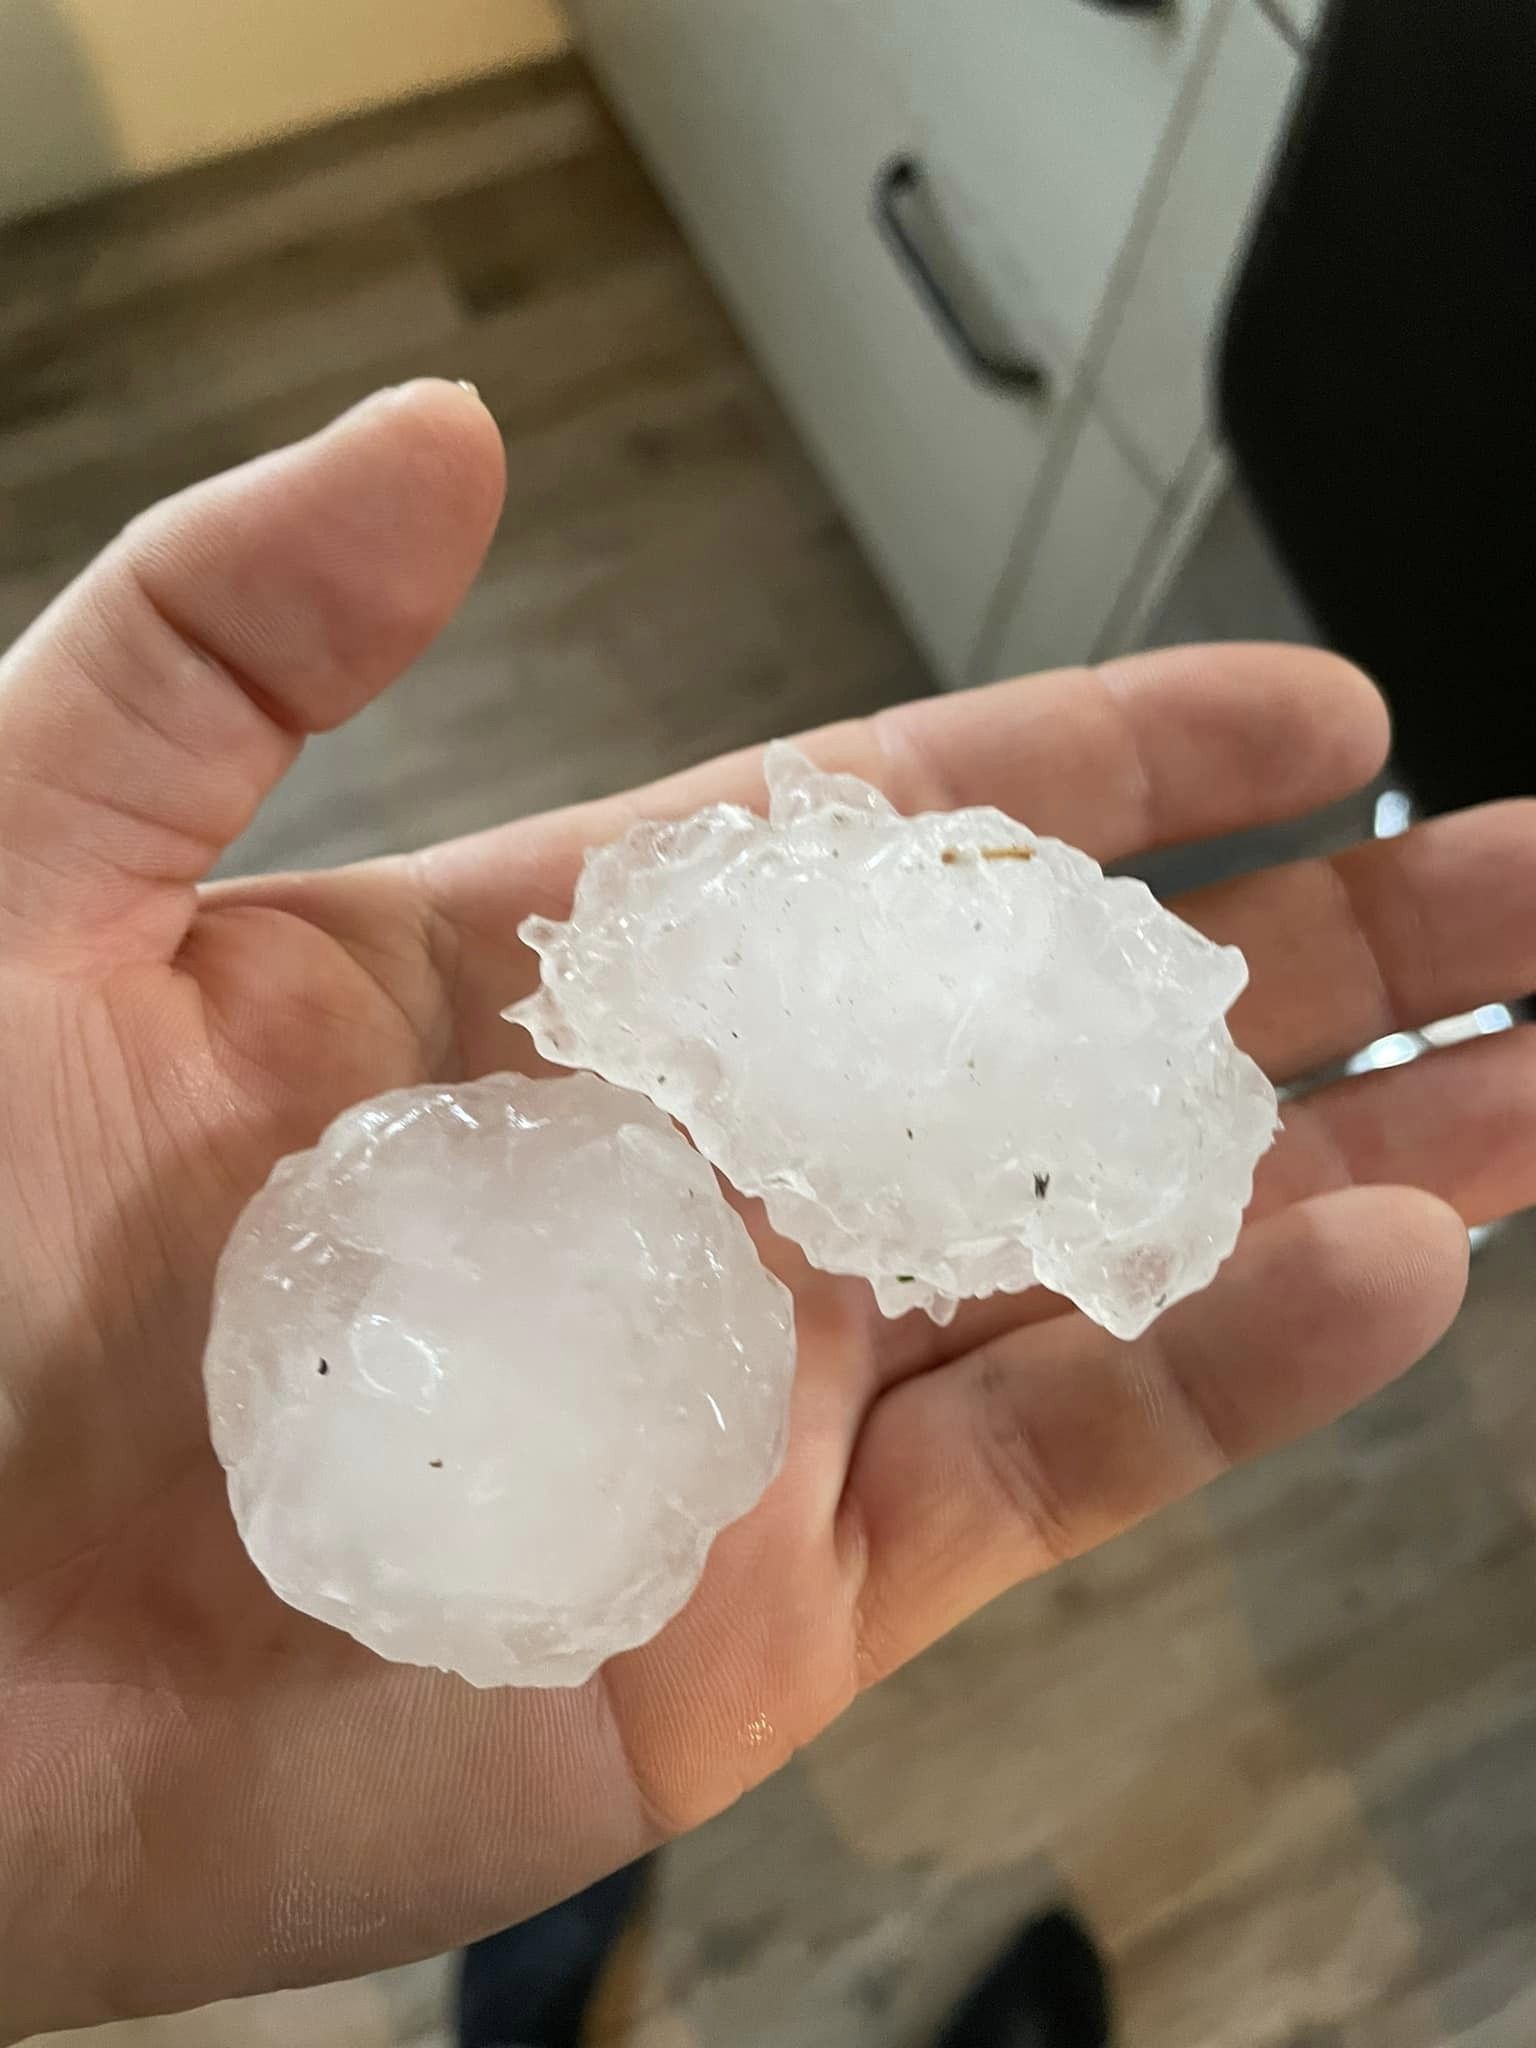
[{"left": 0, "top": 0, "right": 570, "bottom": 220}]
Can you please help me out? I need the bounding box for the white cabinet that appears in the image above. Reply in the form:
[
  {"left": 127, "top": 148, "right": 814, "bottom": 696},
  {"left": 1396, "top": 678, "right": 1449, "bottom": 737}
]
[
  {"left": 571, "top": 0, "right": 1219, "bottom": 684},
  {"left": 980, "top": 0, "right": 1303, "bottom": 682},
  {"left": 571, "top": 0, "right": 1043, "bottom": 681},
  {"left": 573, "top": 0, "right": 1303, "bottom": 687},
  {"left": 1096, "top": 0, "right": 1302, "bottom": 492},
  {"left": 984, "top": 414, "right": 1162, "bottom": 681},
  {"left": 1267, "top": 0, "right": 1326, "bottom": 43},
  {"left": 865, "top": 0, "right": 1218, "bottom": 365}
]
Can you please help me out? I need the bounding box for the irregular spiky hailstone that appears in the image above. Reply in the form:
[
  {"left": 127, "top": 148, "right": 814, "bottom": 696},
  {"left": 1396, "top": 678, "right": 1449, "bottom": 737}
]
[
  {"left": 204, "top": 1073, "right": 795, "bottom": 1688},
  {"left": 512, "top": 745, "right": 1279, "bottom": 1340}
]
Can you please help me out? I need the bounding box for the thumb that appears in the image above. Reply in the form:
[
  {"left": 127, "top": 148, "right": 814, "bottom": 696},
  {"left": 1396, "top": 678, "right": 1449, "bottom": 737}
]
[{"left": 0, "top": 380, "right": 505, "bottom": 971}]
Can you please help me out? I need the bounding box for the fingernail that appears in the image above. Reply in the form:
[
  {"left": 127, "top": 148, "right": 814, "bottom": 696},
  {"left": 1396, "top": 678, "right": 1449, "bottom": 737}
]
[{"left": 340, "top": 380, "right": 485, "bottom": 427}]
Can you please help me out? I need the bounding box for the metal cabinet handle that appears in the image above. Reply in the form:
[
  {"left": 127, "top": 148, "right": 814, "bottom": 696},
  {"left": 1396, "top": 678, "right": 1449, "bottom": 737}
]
[{"left": 874, "top": 155, "right": 1050, "bottom": 397}]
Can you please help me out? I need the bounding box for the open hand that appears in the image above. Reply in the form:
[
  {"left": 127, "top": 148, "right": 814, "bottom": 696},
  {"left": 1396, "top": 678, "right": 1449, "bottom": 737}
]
[{"left": 2, "top": 383, "right": 1532, "bottom": 2036}]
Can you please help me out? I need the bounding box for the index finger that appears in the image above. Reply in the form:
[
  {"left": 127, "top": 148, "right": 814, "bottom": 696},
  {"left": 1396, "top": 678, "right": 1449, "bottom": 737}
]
[{"left": 421, "top": 642, "right": 1388, "bottom": 970}]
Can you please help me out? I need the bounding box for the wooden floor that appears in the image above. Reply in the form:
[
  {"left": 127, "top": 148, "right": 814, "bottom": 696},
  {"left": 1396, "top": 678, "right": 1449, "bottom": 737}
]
[{"left": 7, "top": 56, "right": 1536, "bottom": 2048}]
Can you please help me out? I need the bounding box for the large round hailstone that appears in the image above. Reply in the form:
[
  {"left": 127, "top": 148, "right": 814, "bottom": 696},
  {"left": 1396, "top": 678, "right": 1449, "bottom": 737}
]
[
  {"left": 204, "top": 1073, "right": 795, "bottom": 1688},
  {"left": 511, "top": 744, "right": 1279, "bottom": 1341}
]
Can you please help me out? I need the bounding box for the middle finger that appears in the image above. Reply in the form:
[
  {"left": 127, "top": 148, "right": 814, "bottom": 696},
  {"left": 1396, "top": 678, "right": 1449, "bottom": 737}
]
[{"left": 1183, "top": 799, "right": 1536, "bottom": 1084}]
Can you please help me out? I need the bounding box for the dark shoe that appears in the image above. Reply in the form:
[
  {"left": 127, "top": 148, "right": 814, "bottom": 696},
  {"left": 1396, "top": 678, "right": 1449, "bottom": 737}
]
[
  {"left": 931, "top": 1907, "right": 1113, "bottom": 2048},
  {"left": 457, "top": 1857, "right": 652, "bottom": 2048}
]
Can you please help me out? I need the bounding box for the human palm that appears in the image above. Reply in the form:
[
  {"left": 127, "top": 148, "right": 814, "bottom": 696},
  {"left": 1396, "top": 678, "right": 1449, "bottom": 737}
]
[{"left": 2, "top": 385, "right": 1533, "bottom": 2038}]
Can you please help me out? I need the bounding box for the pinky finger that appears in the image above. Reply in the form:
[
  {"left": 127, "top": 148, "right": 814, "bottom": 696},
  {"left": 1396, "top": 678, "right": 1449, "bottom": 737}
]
[{"left": 840, "top": 1187, "right": 1470, "bottom": 1685}]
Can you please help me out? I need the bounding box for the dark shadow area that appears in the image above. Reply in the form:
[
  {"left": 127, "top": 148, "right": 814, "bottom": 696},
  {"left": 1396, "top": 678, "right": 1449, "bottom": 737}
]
[{"left": 1220, "top": 0, "right": 1536, "bottom": 818}]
